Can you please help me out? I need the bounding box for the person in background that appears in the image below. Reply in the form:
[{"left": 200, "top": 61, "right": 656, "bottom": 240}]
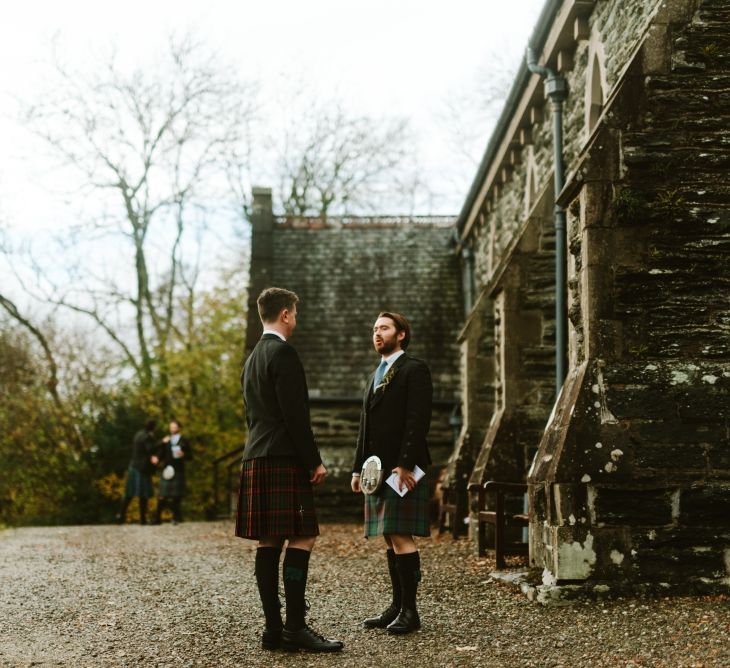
[
  {"left": 153, "top": 419, "right": 192, "bottom": 525},
  {"left": 117, "top": 419, "right": 159, "bottom": 525}
]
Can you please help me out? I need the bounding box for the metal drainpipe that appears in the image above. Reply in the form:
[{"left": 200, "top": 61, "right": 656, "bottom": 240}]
[
  {"left": 461, "top": 245, "right": 475, "bottom": 315},
  {"left": 526, "top": 46, "right": 568, "bottom": 396}
]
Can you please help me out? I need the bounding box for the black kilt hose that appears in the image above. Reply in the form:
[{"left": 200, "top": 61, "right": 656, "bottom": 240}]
[{"left": 235, "top": 456, "right": 319, "bottom": 540}]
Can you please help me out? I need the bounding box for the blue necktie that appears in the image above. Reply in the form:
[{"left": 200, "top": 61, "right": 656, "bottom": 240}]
[{"left": 373, "top": 360, "right": 388, "bottom": 388}]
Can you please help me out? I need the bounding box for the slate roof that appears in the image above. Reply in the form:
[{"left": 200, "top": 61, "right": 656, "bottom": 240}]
[{"left": 247, "top": 215, "right": 463, "bottom": 403}]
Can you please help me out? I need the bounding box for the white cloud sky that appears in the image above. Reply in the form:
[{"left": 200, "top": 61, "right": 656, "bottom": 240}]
[
  {"left": 0, "top": 0, "right": 544, "bottom": 230},
  {"left": 0, "top": 0, "right": 546, "bottom": 328}
]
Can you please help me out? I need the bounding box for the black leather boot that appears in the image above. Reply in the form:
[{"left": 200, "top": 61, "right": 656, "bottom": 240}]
[
  {"left": 281, "top": 625, "right": 343, "bottom": 652},
  {"left": 363, "top": 603, "right": 400, "bottom": 629},
  {"left": 386, "top": 608, "right": 421, "bottom": 634},
  {"left": 363, "top": 549, "right": 401, "bottom": 628},
  {"left": 387, "top": 551, "right": 422, "bottom": 634}
]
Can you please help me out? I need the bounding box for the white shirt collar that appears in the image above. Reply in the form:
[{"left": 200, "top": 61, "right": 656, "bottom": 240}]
[
  {"left": 381, "top": 349, "right": 405, "bottom": 368},
  {"left": 262, "top": 329, "right": 286, "bottom": 341}
]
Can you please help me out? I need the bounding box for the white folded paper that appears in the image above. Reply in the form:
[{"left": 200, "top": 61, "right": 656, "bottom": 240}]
[{"left": 386, "top": 465, "right": 426, "bottom": 497}]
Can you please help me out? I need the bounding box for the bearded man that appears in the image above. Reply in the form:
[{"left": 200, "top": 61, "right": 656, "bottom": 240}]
[{"left": 351, "top": 311, "right": 433, "bottom": 635}]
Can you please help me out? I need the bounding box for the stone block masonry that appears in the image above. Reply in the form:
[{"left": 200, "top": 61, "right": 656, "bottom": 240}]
[
  {"left": 453, "top": 0, "right": 730, "bottom": 600},
  {"left": 528, "top": 0, "right": 730, "bottom": 598}
]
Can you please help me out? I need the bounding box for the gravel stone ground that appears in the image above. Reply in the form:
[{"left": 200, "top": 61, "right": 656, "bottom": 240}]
[{"left": 0, "top": 521, "right": 728, "bottom": 668}]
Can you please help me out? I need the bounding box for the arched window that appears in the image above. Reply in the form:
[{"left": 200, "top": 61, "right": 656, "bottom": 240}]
[
  {"left": 524, "top": 146, "right": 539, "bottom": 217},
  {"left": 585, "top": 35, "right": 607, "bottom": 135},
  {"left": 588, "top": 53, "right": 603, "bottom": 130}
]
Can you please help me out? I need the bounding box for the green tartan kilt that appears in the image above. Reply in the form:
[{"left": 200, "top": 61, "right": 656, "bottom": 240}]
[
  {"left": 158, "top": 472, "right": 186, "bottom": 498},
  {"left": 124, "top": 466, "right": 153, "bottom": 499},
  {"left": 364, "top": 477, "right": 430, "bottom": 537}
]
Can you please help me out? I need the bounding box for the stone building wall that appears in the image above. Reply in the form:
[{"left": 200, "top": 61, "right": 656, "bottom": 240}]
[
  {"left": 528, "top": 0, "right": 730, "bottom": 599},
  {"left": 453, "top": 0, "right": 729, "bottom": 598},
  {"left": 246, "top": 195, "right": 463, "bottom": 518},
  {"left": 470, "top": 0, "right": 664, "bottom": 292}
]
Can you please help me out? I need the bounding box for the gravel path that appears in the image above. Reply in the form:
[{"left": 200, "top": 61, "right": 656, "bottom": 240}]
[{"left": 1, "top": 521, "right": 728, "bottom": 667}]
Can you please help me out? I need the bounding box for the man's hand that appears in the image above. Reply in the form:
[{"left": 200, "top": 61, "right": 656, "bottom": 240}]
[
  {"left": 162, "top": 435, "right": 171, "bottom": 443},
  {"left": 310, "top": 463, "right": 327, "bottom": 485},
  {"left": 392, "top": 466, "right": 416, "bottom": 492},
  {"left": 351, "top": 475, "right": 361, "bottom": 493},
  {"left": 150, "top": 455, "right": 159, "bottom": 465}
]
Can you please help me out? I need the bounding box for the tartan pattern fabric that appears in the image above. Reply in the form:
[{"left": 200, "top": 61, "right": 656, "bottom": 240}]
[
  {"left": 235, "top": 456, "right": 319, "bottom": 540},
  {"left": 123, "top": 466, "right": 153, "bottom": 499},
  {"left": 158, "top": 473, "right": 186, "bottom": 498},
  {"left": 364, "top": 477, "right": 430, "bottom": 537}
]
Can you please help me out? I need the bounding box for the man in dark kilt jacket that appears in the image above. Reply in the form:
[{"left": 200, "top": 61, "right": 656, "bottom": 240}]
[
  {"left": 351, "top": 311, "right": 432, "bottom": 635},
  {"left": 235, "top": 287, "right": 343, "bottom": 653},
  {"left": 153, "top": 419, "right": 192, "bottom": 525},
  {"left": 117, "top": 419, "right": 158, "bottom": 525}
]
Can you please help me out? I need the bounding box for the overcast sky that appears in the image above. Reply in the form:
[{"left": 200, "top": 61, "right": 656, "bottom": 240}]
[{"left": 0, "top": 0, "right": 544, "bottom": 233}]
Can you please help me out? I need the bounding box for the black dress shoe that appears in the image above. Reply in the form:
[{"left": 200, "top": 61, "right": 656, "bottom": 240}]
[
  {"left": 363, "top": 604, "right": 399, "bottom": 629},
  {"left": 386, "top": 608, "right": 421, "bottom": 634},
  {"left": 262, "top": 627, "right": 282, "bottom": 650},
  {"left": 281, "top": 625, "right": 344, "bottom": 652}
]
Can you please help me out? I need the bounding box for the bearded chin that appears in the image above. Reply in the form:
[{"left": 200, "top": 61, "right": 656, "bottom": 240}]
[{"left": 379, "top": 338, "right": 398, "bottom": 355}]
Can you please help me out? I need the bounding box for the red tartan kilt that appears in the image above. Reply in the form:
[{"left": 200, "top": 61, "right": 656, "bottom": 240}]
[{"left": 235, "top": 456, "right": 319, "bottom": 540}]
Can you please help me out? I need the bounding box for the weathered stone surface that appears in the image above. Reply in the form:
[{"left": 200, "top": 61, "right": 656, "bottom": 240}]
[
  {"left": 680, "top": 484, "right": 730, "bottom": 526},
  {"left": 593, "top": 487, "right": 677, "bottom": 526},
  {"left": 455, "top": 0, "right": 729, "bottom": 598}
]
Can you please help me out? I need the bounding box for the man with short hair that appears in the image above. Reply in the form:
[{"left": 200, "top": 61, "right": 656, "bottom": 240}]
[
  {"left": 235, "top": 287, "right": 343, "bottom": 653},
  {"left": 352, "top": 311, "right": 433, "bottom": 634},
  {"left": 117, "top": 419, "right": 158, "bottom": 525}
]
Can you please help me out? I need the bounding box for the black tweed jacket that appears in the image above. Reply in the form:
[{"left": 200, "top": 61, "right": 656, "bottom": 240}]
[
  {"left": 352, "top": 353, "right": 433, "bottom": 475},
  {"left": 241, "top": 334, "right": 322, "bottom": 471}
]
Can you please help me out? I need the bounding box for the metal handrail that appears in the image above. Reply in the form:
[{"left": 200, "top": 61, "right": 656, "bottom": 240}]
[{"left": 210, "top": 446, "right": 245, "bottom": 519}]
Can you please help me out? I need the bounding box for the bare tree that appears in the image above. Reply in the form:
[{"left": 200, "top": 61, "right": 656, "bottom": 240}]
[
  {"left": 0, "top": 293, "right": 61, "bottom": 408},
  {"left": 438, "top": 48, "right": 520, "bottom": 181},
  {"left": 19, "top": 35, "right": 257, "bottom": 391},
  {"left": 274, "top": 98, "right": 425, "bottom": 218}
]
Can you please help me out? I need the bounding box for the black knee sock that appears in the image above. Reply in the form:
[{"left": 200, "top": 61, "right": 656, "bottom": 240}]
[
  {"left": 283, "top": 548, "right": 311, "bottom": 631},
  {"left": 172, "top": 497, "right": 182, "bottom": 522},
  {"left": 395, "top": 551, "right": 421, "bottom": 612},
  {"left": 155, "top": 498, "right": 166, "bottom": 522},
  {"left": 255, "top": 547, "right": 283, "bottom": 630},
  {"left": 139, "top": 498, "right": 148, "bottom": 524},
  {"left": 118, "top": 497, "right": 131, "bottom": 523},
  {"left": 386, "top": 549, "right": 401, "bottom": 609}
]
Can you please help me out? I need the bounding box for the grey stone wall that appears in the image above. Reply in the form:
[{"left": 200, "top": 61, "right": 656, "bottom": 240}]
[
  {"left": 455, "top": 0, "right": 730, "bottom": 597},
  {"left": 527, "top": 0, "right": 730, "bottom": 597},
  {"left": 471, "top": 0, "right": 663, "bottom": 290}
]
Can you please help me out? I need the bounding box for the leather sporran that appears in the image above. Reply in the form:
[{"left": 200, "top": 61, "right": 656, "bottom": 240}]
[{"left": 360, "top": 455, "right": 384, "bottom": 495}]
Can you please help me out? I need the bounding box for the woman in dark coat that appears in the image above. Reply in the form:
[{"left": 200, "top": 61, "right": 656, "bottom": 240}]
[
  {"left": 117, "top": 419, "right": 159, "bottom": 525},
  {"left": 153, "top": 419, "right": 192, "bottom": 525}
]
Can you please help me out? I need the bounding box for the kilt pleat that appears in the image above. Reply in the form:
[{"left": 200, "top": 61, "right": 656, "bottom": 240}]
[
  {"left": 235, "top": 456, "right": 319, "bottom": 540},
  {"left": 364, "top": 477, "right": 430, "bottom": 537},
  {"left": 159, "top": 473, "right": 186, "bottom": 498},
  {"left": 124, "top": 466, "right": 153, "bottom": 499}
]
